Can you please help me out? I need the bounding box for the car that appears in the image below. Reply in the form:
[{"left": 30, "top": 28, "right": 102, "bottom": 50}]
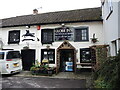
[{"left": 0, "top": 50, "right": 22, "bottom": 74}]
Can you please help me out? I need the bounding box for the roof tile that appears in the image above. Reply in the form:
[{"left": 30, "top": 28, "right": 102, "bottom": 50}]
[{"left": 1, "top": 7, "right": 102, "bottom": 27}]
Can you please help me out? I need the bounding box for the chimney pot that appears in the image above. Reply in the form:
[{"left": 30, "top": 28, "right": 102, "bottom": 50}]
[{"left": 33, "top": 9, "right": 38, "bottom": 15}]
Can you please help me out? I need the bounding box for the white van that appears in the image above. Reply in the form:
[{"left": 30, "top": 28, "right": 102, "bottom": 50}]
[{"left": 0, "top": 50, "right": 22, "bottom": 74}]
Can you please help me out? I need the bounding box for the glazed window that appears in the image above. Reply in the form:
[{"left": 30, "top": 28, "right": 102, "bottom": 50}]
[
  {"left": 55, "top": 27, "right": 74, "bottom": 41},
  {"left": 41, "top": 49, "right": 55, "bottom": 64},
  {"left": 41, "top": 29, "right": 54, "bottom": 44},
  {"left": 74, "top": 27, "right": 89, "bottom": 42},
  {"left": 8, "top": 30, "right": 20, "bottom": 44}
]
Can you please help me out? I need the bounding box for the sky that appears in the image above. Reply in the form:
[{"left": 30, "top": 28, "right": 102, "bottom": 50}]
[{"left": 0, "top": 0, "right": 101, "bottom": 19}]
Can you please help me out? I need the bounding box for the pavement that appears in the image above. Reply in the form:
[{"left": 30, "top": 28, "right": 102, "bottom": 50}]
[
  {"left": 11, "top": 70, "right": 92, "bottom": 88},
  {"left": 2, "top": 76, "right": 87, "bottom": 88},
  {"left": 13, "top": 71, "right": 91, "bottom": 79},
  {"left": 1, "top": 69, "right": 93, "bottom": 88}
]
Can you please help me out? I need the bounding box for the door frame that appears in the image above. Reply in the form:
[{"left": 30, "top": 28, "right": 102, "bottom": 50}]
[
  {"left": 59, "top": 49, "right": 74, "bottom": 72},
  {"left": 56, "top": 41, "right": 77, "bottom": 73},
  {"left": 21, "top": 49, "right": 35, "bottom": 71}
]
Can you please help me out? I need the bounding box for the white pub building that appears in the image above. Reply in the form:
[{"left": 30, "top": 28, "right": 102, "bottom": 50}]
[{"left": 0, "top": 7, "right": 104, "bottom": 73}]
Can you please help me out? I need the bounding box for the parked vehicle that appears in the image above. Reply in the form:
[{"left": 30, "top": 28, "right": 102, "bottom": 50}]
[{"left": 0, "top": 50, "right": 22, "bottom": 74}]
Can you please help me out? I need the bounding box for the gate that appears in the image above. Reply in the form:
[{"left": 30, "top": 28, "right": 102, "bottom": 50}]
[{"left": 21, "top": 49, "right": 35, "bottom": 71}]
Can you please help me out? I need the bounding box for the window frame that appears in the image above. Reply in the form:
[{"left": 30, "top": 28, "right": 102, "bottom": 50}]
[
  {"left": 74, "top": 27, "right": 89, "bottom": 42},
  {"left": 8, "top": 30, "right": 20, "bottom": 44},
  {"left": 41, "top": 49, "right": 55, "bottom": 64},
  {"left": 41, "top": 29, "right": 54, "bottom": 44}
]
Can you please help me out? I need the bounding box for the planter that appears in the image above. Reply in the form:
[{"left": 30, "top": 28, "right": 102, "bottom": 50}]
[
  {"left": 31, "top": 70, "right": 36, "bottom": 75},
  {"left": 30, "top": 65, "right": 56, "bottom": 76},
  {"left": 43, "top": 69, "right": 48, "bottom": 74},
  {"left": 31, "top": 70, "right": 40, "bottom": 75},
  {"left": 47, "top": 70, "right": 53, "bottom": 76}
]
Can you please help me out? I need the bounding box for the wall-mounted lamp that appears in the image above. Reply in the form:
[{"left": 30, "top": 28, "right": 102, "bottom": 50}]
[
  {"left": 23, "top": 42, "right": 29, "bottom": 49},
  {"left": 26, "top": 26, "right": 30, "bottom": 29},
  {"left": 61, "top": 23, "right": 65, "bottom": 27},
  {"left": 46, "top": 45, "right": 50, "bottom": 50},
  {"left": 75, "top": 49, "right": 78, "bottom": 53}
]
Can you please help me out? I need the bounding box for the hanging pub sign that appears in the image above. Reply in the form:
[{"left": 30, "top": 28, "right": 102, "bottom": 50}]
[{"left": 55, "top": 27, "right": 73, "bottom": 41}]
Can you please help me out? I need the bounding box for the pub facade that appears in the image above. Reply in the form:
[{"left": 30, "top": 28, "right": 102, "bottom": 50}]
[{"left": 0, "top": 7, "right": 104, "bottom": 72}]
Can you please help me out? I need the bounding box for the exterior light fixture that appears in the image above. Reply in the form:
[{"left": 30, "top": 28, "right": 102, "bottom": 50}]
[
  {"left": 26, "top": 26, "right": 30, "bottom": 29},
  {"left": 46, "top": 45, "right": 50, "bottom": 50},
  {"left": 61, "top": 23, "right": 65, "bottom": 27}
]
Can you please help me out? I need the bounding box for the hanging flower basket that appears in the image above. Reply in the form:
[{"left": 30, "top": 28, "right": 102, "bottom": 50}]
[
  {"left": 91, "top": 38, "right": 98, "bottom": 43},
  {"left": 91, "top": 33, "right": 98, "bottom": 43}
]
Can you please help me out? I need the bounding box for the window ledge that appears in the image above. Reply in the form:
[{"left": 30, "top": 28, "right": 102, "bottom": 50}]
[{"left": 77, "top": 63, "right": 92, "bottom": 65}]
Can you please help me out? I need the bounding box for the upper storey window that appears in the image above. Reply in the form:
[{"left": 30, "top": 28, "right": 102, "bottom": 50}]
[
  {"left": 74, "top": 27, "right": 89, "bottom": 42},
  {"left": 41, "top": 29, "right": 54, "bottom": 44}
]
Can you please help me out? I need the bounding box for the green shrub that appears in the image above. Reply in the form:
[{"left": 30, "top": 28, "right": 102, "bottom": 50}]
[
  {"left": 93, "top": 49, "right": 120, "bottom": 89},
  {"left": 94, "top": 77, "right": 109, "bottom": 88}
]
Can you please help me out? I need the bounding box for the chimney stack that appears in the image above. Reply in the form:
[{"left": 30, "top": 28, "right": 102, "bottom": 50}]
[{"left": 33, "top": 9, "right": 38, "bottom": 15}]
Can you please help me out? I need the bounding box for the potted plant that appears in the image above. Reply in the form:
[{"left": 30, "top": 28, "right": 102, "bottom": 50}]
[
  {"left": 40, "top": 64, "right": 49, "bottom": 74},
  {"left": 30, "top": 66, "right": 39, "bottom": 74},
  {"left": 30, "top": 66, "right": 35, "bottom": 74},
  {"left": 30, "top": 61, "right": 40, "bottom": 75},
  {"left": 30, "top": 60, "right": 56, "bottom": 76},
  {"left": 92, "top": 38, "right": 98, "bottom": 43}
]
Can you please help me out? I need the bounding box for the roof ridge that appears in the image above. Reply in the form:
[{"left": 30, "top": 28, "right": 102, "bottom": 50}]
[
  {"left": 2, "top": 7, "right": 101, "bottom": 20},
  {"left": 1, "top": 7, "right": 102, "bottom": 28}
]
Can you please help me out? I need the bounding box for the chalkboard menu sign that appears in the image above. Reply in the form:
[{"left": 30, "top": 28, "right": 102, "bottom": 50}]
[{"left": 55, "top": 27, "right": 73, "bottom": 41}]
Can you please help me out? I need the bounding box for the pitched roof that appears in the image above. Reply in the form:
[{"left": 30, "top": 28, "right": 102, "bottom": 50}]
[{"left": 1, "top": 7, "right": 102, "bottom": 28}]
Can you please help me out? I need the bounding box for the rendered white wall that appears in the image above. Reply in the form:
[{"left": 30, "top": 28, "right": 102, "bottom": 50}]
[
  {"left": 102, "top": 0, "right": 120, "bottom": 56},
  {"left": 118, "top": 1, "right": 120, "bottom": 38},
  {"left": 103, "top": 1, "right": 118, "bottom": 43},
  {"left": 1, "top": 21, "right": 103, "bottom": 66}
]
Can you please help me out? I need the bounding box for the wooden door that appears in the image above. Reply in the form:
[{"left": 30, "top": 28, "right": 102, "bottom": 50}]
[{"left": 21, "top": 49, "right": 35, "bottom": 71}]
